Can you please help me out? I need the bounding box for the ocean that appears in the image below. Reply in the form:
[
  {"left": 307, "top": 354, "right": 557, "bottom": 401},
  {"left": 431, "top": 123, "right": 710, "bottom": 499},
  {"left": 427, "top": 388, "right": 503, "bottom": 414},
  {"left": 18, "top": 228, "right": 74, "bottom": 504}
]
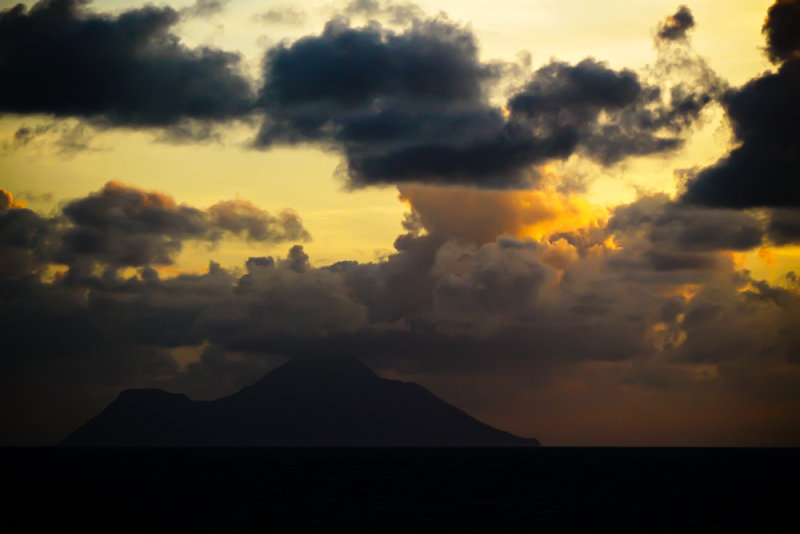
[{"left": 4, "top": 447, "right": 797, "bottom": 532}]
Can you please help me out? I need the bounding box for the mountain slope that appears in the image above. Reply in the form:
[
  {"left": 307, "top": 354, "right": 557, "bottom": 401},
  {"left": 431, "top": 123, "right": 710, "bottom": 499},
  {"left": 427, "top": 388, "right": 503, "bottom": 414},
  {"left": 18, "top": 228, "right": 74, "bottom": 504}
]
[{"left": 61, "top": 355, "right": 540, "bottom": 447}]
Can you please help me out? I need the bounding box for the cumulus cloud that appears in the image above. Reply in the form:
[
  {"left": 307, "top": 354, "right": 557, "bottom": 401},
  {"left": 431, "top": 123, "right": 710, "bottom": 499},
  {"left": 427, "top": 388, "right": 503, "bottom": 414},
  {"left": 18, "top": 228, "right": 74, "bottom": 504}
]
[
  {"left": 397, "top": 183, "right": 607, "bottom": 244},
  {"left": 656, "top": 5, "right": 695, "bottom": 42},
  {"left": 0, "top": 0, "right": 253, "bottom": 127},
  {"left": 207, "top": 200, "right": 310, "bottom": 243},
  {"left": 254, "top": 13, "right": 716, "bottom": 188},
  {"left": 763, "top": 0, "right": 800, "bottom": 64},
  {"left": 3, "top": 179, "right": 800, "bottom": 444},
  {"left": 0, "top": 1, "right": 719, "bottom": 180},
  {"left": 683, "top": 1, "right": 800, "bottom": 208},
  {"left": 430, "top": 238, "right": 553, "bottom": 336},
  {"left": 0, "top": 190, "right": 52, "bottom": 277},
  {"left": 0, "top": 182, "right": 309, "bottom": 276},
  {"left": 766, "top": 208, "right": 800, "bottom": 244},
  {"left": 610, "top": 194, "right": 764, "bottom": 253},
  {"left": 507, "top": 57, "right": 715, "bottom": 166}
]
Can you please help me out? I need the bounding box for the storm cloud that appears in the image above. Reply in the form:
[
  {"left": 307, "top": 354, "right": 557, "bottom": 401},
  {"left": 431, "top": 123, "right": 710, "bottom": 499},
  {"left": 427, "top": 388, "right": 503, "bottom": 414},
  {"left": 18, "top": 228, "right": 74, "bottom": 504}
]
[
  {"left": 255, "top": 14, "right": 717, "bottom": 188},
  {"left": 0, "top": 1, "right": 719, "bottom": 184},
  {"left": 683, "top": 0, "right": 800, "bottom": 208},
  {"left": 0, "top": 0, "right": 253, "bottom": 127}
]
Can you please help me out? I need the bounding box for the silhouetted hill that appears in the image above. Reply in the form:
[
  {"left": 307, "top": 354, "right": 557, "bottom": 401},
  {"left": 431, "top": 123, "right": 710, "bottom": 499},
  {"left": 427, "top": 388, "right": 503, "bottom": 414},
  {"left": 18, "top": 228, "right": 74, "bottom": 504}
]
[{"left": 61, "top": 355, "right": 540, "bottom": 447}]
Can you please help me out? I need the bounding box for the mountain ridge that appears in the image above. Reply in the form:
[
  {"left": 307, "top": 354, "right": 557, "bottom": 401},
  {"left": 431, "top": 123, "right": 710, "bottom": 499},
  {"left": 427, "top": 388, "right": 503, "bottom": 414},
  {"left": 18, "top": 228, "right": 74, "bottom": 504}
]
[{"left": 61, "top": 355, "right": 541, "bottom": 447}]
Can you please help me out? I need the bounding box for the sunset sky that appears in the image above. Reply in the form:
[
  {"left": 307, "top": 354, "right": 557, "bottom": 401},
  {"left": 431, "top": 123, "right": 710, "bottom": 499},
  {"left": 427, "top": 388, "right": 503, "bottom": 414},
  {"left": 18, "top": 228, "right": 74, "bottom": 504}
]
[{"left": 1, "top": 0, "right": 799, "bottom": 446}]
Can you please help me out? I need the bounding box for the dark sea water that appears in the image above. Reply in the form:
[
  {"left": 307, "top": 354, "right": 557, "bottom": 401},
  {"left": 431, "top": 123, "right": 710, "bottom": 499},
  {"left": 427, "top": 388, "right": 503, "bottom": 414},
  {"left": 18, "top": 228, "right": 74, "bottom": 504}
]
[{"left": 4, "top": 447, "right": 797, "bottom": 532}]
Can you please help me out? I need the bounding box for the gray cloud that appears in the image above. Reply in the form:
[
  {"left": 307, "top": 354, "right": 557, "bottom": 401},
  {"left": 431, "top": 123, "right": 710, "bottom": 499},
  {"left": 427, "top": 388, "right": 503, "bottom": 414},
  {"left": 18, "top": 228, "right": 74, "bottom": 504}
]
[
  {"left": 256, "top": 5, "right": 307, "bottom": 25},
  {"left": 0, "top": 0, "right": 253, "bottom": 127},
  {"left": 683, "top": 1, "right": 800, "bottom": 209},
  {"left": 766, "top": 208, "right": 800, "bottom": 245},
  {"left": 763, "top": 0, "right": 800, "bottom": 64},
  {"left": 3, "top": 183, "right": 800, "bottom": 445},
  {"left": 0, "top": 182, "right": 309, "bottom": 276},
  {"left": 343, "top": 0, "right": 424, "bottom": 25},
  {"left": 0, "top": 1, "right": 720, "bottom": 183},
  {"left": 255, "top": 15, "right": 717, "bottom": 188},
  {"left": 610, "top": 194, "right": 764, "bottom": 253},
  {"left": 180, "top": 0, "right": 229, "bottom": 19},
  {"left": 656, "top": 5, "right": 695, "bottom": 42}
]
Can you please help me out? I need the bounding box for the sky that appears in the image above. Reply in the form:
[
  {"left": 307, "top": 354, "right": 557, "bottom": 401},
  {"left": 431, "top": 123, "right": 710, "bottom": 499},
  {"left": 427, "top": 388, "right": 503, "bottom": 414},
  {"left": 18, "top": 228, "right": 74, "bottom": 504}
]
[{"left": 1, "top": 0, "right": 799, "bottom": 446}]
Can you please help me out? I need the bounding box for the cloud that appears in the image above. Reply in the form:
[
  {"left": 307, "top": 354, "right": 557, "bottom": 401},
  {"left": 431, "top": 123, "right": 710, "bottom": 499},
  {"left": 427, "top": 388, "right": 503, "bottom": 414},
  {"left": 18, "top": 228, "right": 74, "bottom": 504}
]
[
  {"left": 0, "top": 0, "right": 253, "bottom": 127},
  {"left": 609, "top": 194, "right": 764, "bottom": 253},
  {"left": 682, "top": 59, "right": 800, "bottom": 208},
  {"left": 343, "top": 0, "right": 425, "bottom": 25},
  {"left": 3, "top": 181, "right": 800, "bottom": 444},
  {"left": 255, "top": 5, "right": 306, "bottom": 25},
  {"left": 683, "top": 1, "right": 800, "bottom": 208},
  {"left": 3, "top": 121, "right": 99, "bottom": 155},
  {"left": 255, "top": 15, "right": 715, "bottom": 188},
  {"left": 207, "top": 199, "right": 310, "bottom": 243},
  {"left": 0, "top": 1, "right": 718, "bottom": 177},
  {"left": 2, "top": 3, "right": 799, "bottom": 446},
  {"left": 766, "top": 208, "right": 800, "bottom": 244},
  {"left": 656, "top": 5, "right": 695, "bottom": 42},
  {"left": 507, "top": 57, "right": 712, "bottom": 166},
  {"left": 0, "top": 182, "right": 310, "bottom": 275},
  {"left": 180, "top": 0, "right": 229, "bottom": 19},
  {"left": 397, "top": 182, "right": 607, "bottom": 244},
  {"left": 763, "top": 0, "right": 800, "bottom": 64},
  {"left": 430, "top": 238, "right": 553, "bottom": 336},
  {"left": 0, "top": 191, "right": 52, "bottom": 277},
  {"left": 0, "top": 189, "right": 25, "bottom": 210}
]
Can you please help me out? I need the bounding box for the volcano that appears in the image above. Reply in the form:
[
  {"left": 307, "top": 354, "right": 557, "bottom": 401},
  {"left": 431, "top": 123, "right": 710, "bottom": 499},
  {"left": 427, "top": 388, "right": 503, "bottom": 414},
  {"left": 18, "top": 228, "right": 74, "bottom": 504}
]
[{"left": 61, "top": 355, "right": 540, "bottom": 447}]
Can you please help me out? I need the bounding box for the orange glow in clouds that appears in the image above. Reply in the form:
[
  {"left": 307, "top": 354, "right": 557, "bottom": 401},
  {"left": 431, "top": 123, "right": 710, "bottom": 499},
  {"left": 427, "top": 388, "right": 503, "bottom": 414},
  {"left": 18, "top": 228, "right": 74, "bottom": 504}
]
[
  {"left": 0, "top": 189, "right": 26, "bottom": 210},
  {"left": 398, "top": 179, "right": 608, "bottom": 245}
]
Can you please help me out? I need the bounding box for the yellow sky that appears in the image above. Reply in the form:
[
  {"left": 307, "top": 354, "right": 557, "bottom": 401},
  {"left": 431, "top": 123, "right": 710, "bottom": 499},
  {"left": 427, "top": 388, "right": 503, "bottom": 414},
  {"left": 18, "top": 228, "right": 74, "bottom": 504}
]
[{"left": 0, "top": 0, "right": 794, "bottom": 277}]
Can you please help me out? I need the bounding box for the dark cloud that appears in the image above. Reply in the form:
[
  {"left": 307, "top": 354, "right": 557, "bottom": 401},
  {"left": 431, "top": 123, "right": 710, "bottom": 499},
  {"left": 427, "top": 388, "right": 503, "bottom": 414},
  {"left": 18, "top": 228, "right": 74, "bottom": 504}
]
[
  {"left": 763, "top": 0, "right": 800, "bottom": 64},
  {"left": 258, "top": 17, "right": 490, "bottom": 116},
  {"left": 430, "top": 238, "right": 553, "bottom": 336},
  {"left": 0, "top": 182, "right": 309, "bottom": 275},
  {"left": 682, "top": 59, "right": 800, "bottom": 208},
  {"left": 683, "top": 1, "right": 800, "bottom": 208},
  {"left": 656, "top": 5, "right": 695, "bottom": 42},
  {"left": 610, "top": 194, "right": 764, "bottom": 252},
  {"left": 766, "top": 208, "right": 800, "bottom": 244},
  {"left": 0, "top": 0, "right": 253, "bottom": 127},
  {"left": 255, "top": 16, "right": 714, "bottom": 188},
  {"left": 507, "top": 58, "right": 709, "bottom": 166},
  {"left": 0, "top": 193, "right": 53, "bottom": 277},
  {"left": 0, "top": 2, "right": 717, "bottom": 180},
  {"left": 3, "top": 182, "right": 800, "bottom": 445}
]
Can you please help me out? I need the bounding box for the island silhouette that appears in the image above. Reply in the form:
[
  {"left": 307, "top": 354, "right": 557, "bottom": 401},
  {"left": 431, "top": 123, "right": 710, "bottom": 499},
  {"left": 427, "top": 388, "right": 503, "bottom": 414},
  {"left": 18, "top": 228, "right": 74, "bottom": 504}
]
[{"left": 61, "top": 354, "right": 540, "bottom": 446}]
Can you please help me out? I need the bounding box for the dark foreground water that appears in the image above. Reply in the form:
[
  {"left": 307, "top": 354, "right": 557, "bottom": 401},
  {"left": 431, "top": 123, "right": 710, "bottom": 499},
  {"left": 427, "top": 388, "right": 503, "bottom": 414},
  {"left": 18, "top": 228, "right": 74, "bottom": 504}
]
[{"left": 4, "top": 447, "right": 797, "bottom": 532}]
